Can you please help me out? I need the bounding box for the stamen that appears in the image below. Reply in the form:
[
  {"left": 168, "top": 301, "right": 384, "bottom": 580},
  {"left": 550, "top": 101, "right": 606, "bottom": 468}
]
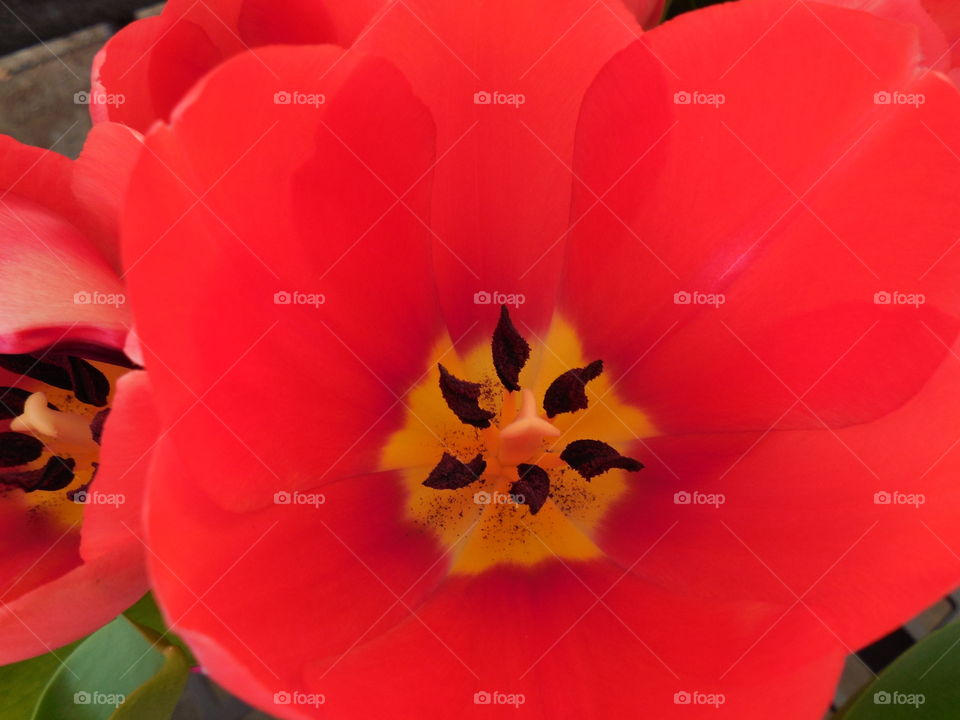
[
  {"left": 0, "top": 354, "right": 72, "bottom": 391},
  {"left": 560, "top": 439, "right": 644, "bottom": 480},
  {"left": 423, "top": 452, "right": 487, "bottom": 490},
  {"left": 90, "top": 409, "right": 110, "bottom": 445},
  {"left": 31, "top": 456, "right": 76, "bottom": 492},
  {"left": 492, "top": 305, "right": 531, "bottom": 392},
  {"left": 437, "top": 365, "right": 495, "bottom": 429},
  {"left": 498, "top": 389, "right": 560, "bottom": 466},
  {"left": 1, "top": 456, "right": 75, "bottom": 492},
  {"left": 0, "top": 354, "right": 109, "bottom": 406},
  {"left": 0, "top": 431, "right": 44, "bottom": 467},
  {"left": 67, "top": 357, "right": 110, "bottom": 407},
  {"left": 511, "top": 463, "right": 550, "bottom": 514},
  {"left": 11, "top": 392, "right": 94, "bottom": 446},
  {"left": 543, "top": 360, "right": 603, "bottom": 418}
]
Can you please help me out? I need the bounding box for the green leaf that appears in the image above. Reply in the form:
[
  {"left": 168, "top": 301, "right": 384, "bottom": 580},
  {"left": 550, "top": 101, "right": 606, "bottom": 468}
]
[
  {"left": 122, "top": 593, "right": 165, "bottom": 633},
  {"left": 123, "top": 593, "right": 195, "bottom": 665},
  {"left": 31, "top": 616, "right": 187, "bottom": 720},
  {"left": 108, "top": 643, "right": 189, "bottom": 720},
  {"left": 836, "top": 620, "right": 960, "bottom": 719},
  {"left": 0, "top": 641, "right": 81, "bottom": 719}
]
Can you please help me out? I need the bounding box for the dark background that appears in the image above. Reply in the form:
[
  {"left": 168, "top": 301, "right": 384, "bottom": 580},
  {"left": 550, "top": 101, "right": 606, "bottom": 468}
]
[{"left": 0, "top": 0, "right": 143, "bottom": 55}]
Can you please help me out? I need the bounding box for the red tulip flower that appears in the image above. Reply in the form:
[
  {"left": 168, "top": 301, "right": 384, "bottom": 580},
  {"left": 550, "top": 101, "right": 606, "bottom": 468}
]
[
  {"left": 115, "top": 0, "right": 960, "bottom": 716},
  {"left": 0, "top": 126, "right": 156, "bottom": 662}
]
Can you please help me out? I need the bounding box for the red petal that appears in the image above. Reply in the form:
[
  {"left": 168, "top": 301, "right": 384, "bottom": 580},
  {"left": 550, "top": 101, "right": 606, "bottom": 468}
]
[
  {"left": 236, "top": 0, "right": 381, "bottom": 46},
  {"left": 0, "top": 505, "right": 80, "bottom": 605},
  {"left": 0, "top": 135, "right": 74, "bottom": 217},
  {"left": 79, "top": 370, "right": 156, "bottom": 560},
  {"left": 562, "top": 0, "right": 960, "bottom": 434},
  {"left": 93, "top": 0, "right": 386, "bottom": 133},
  {"left": 0, "top": 136, "right": 128, "bottom": 355},
  {"left": 148, "top": 470, "right": 845, "bottom": 720},
  {"left": 355, "top": 0, "right": 641, "bottom": 343},
  {"left": 818, "top": 0, "right": 952, "bottom": 72},
  {"left": 157, "top": 0, "right": 385, "bottom": 52},
  {"left": 622, "top": 0, "right": 667, "bottom": 28},
  {"left": 0, "top": 544, "right": 146, "bottom": 664},
  {"left": 600, "top": 323, "right": 960, "bottom": 652},
  {"left": 122, "top": 46, "right": 442, "bottom": 512},
  {"left": 145, "top": 434, "right": 447, "bottom": 697},
  {"left": 71, "top": 122, "right": 144, "bottom": 274},
  {"left": 923, "top": 0, "right": 960, "bottom": 79},
  {"left": 91, "top": 15, "right": 222, "bottom": 133},
  {"left": 304, "top": 566, "right": 844, "bottom": 718}
]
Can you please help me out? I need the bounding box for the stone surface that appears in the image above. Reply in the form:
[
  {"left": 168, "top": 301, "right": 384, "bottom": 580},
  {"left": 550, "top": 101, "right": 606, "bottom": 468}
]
[
  {"left": 0, "top": 24, "right": 110, "bottom": 157},
  {"left": 0, "top": 4, "right": 161, "bottom": 158},
  {"left": 0, "top": 0, "right": 146, "bottom": 55}
]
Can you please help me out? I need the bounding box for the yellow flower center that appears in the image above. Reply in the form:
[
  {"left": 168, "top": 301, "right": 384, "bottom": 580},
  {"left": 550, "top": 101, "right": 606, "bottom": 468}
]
[
  {"left": 0, "top": 355, "right": 128, "bottom": 528},
  {"left": 382, "top": 313, "right": 655, "bottom": 574}
]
